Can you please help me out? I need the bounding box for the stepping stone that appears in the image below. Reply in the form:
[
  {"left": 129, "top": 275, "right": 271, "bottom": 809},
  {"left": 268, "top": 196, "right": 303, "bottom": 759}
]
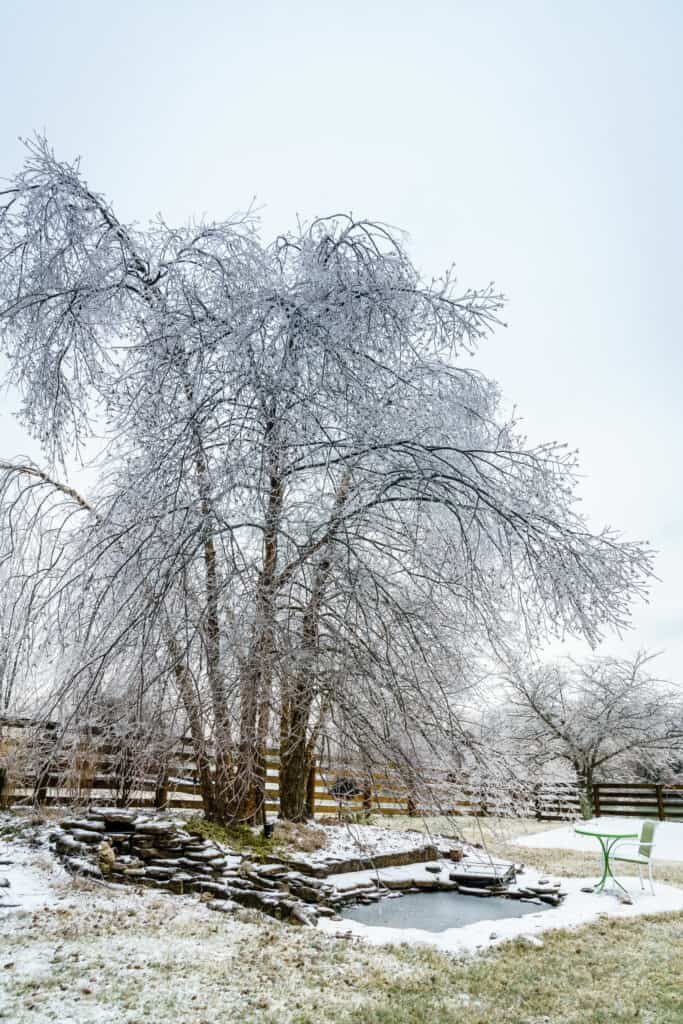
[
  {"left": 207, "top": 899, "right": 240, "bottom": 913},
  {"left": 60, "top": 819, "right": 106, "bottom": 833},
  {"left": 133, "top": 821, "right": 175, "bottom": 836},
  {"left": 382, "top": 877, "right": 414, "bottom": 891},
  {"left": 69, "top": 829, "right": 103, "bottom": 844}
]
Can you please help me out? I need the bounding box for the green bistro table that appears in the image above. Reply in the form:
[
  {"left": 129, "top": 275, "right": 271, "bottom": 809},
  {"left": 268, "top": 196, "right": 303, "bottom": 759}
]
[{"left": 574, "top": 822, "right": 639, "bottom": 893}]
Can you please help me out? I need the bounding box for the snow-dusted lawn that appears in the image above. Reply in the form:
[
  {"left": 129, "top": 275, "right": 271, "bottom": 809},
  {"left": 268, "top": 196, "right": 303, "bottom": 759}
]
[
  {"left": 3, "top": 826, "right": 683, "bottom": 1024},
  {"left": 512, "top": 817, "right": 683, "bottom": 862},
  {"left": 0, "top": 837, "right": 397, "bottom": 1024}
]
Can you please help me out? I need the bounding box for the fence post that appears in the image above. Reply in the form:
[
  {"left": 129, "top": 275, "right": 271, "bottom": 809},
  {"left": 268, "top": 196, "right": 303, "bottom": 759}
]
[
  {"left": 116, "top": 744, "right": 131, "bottom": 808},
  {"left": 33, "top": 761, "right": 50, "bottom": 805},
  {"left": 405, "top": 769, "right": 417, "bottom": 816},
  {"left": 362, "top": 776, "right": 372, "bottom": 815},
  {"left": 305, "top": 761, "right": 317, "bottom": 818},
  {"left": 656, "top": 784, "right": 665, "bottom": 821},
  {"left": 592, "top": 784, "right": 601, "bottom": 817},
  {"left": 154, "top": 768, "right": 169, "bottom": 810}
]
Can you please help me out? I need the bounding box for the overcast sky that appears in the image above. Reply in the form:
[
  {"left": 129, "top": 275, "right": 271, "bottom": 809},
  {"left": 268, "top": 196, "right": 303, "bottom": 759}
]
[{"left": 2, "top": 1, "right": 682, "bottom": 678}]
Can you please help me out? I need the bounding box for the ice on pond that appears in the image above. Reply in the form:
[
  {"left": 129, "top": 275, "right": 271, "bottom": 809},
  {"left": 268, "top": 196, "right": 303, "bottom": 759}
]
[{"left": 343, "top": 890, "right": 550, "bottom": 933}]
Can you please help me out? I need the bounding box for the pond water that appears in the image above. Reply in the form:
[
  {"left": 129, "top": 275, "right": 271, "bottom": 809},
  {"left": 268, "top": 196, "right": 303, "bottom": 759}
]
[{"left": 343, "top": 891, "right": 550, "bottom": 932}]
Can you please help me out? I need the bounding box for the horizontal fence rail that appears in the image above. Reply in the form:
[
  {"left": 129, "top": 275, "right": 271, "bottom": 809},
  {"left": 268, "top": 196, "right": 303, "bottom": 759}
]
[{"left": 593, "top": 782, "right": 683, "bottom": 821}]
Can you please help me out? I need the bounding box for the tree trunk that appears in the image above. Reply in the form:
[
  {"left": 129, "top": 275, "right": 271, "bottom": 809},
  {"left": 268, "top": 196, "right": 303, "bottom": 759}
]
[
  {"left": 575, "top": 763, "right": 595, "bottom": 818},
  {"left": 277, "top": 471, "right": 351, "bottom": 820},
  {"left": 278, "top": 565, "right": 328, "bottom": 820},
  {"left": 228, "top": 422, "right": 283, "bottom": 822},
  {"left": 167, "top": 631, "right": 221, "bottom": 819},
  {"left": 279, "top": 684, "right": 316, "bottom": 821}
]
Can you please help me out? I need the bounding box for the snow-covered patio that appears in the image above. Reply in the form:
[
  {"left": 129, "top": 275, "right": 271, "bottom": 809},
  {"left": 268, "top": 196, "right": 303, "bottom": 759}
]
[{"left": 512, "top": 817, "right": 683, "bottom": 862}]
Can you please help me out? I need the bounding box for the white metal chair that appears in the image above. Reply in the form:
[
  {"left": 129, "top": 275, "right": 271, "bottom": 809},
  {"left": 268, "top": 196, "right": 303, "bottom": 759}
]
[{"left": 607, "top": 819, "right": 658, "bottom": 895}]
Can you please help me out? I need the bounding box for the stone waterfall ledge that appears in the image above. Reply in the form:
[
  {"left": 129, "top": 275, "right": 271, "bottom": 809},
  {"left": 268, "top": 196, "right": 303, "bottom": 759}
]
[
  {"left": 50, "top": 809, "right": 338, "bottom": 925},
  {"left": 276, "top": 843, "right": 441, "bottom": 878}
]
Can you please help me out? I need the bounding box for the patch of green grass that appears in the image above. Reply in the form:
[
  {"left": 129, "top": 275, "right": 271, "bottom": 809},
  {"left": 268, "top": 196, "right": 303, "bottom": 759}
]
[
  {"left": 3, "top": 871, "right": 682, "bottom": 1024},
  {"left": 0, "top": 818, "right": 24, "bottom": 839},
  {"left": 184, "top": 815, "right": 276, "bottom": 861},
  {"left": 335, "top": 913, "right": 683, "bottom": 1024}
]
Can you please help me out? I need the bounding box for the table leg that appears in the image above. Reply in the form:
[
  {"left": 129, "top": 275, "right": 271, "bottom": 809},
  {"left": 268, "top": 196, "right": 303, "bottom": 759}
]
[{"left": 594, "top": 837, "right": 628, "bottom": 894}]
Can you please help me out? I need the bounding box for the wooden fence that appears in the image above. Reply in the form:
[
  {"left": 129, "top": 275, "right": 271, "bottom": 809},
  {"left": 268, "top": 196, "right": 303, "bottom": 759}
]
[
  {"left": 593, "top": 782, "right": 683, "bottom": 821},
  {"left": 9, "top": 716, "right": 682, "bottom": 822},
  {"left": 0, "top": 721, "right": 581, "bottom": 820}
]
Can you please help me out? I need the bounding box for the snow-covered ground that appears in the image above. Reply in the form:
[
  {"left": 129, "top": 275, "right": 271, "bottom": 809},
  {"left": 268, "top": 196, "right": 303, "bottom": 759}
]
[
  {"left": 285, "top": 821, "right": 435, "bottom": 865},
  {"left": 0, "top": 835, "right": 70, "bottom": 914},
  {"left": 3, "top": 813, "right": 683, "bottom": 973},
  {"left": 511, "top": 817, "right": 683, "bottom": 862},
  {"left": 319, "top": 859, "right": 683, "bottom": 954}
]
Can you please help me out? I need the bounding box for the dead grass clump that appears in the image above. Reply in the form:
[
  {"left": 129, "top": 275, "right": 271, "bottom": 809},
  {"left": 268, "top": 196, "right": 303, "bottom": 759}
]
[{"left": 272, "top": 820, "right": 327, "bottom": 852}]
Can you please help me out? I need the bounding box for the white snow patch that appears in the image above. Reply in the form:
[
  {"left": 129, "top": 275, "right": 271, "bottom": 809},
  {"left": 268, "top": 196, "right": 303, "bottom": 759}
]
[
  {"left": 295, "top": 822, "right": 437, "bottom": 865},
  {"left": 0, "top": 836, "right": 69, "bottom": 915},
  {"left": 512, "top": 817, "right": 683, "bottom": 862}
]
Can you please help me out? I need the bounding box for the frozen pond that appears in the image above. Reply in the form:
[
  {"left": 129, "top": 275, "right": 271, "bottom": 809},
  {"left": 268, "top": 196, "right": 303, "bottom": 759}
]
[{"left": 343, "top": 890, "right": 550, "bottom": 932}]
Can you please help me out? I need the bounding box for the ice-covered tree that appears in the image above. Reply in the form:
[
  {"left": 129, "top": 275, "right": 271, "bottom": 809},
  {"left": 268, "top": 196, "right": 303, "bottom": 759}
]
[
  {"left": 501, "top": 651, "right": 683, "bottom": 811},
  {"left": 0, "top": 136, "right": 655, "bottom": 821}
]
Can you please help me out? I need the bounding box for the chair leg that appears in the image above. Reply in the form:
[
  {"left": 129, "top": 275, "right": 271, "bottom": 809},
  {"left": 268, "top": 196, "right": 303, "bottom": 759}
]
[{"left": 638, "top": 865, "right": 644, "bottom": 891}]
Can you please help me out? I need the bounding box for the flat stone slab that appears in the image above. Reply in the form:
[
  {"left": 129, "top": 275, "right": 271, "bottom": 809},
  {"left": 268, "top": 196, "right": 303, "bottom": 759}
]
[
  {"left": 68, "top": 829, "right": 104, "bottom": 844},
  {"left": 448, "top": 858, "right": 516, "bottom": 888},
  {"left": 60, "top": 819, "right": 106, "bottom": 832}
]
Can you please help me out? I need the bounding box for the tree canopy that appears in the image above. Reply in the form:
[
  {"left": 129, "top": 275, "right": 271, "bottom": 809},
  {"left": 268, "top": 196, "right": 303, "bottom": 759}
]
[{"left": 0, "top": 137, "right": 655, "bottom": 821}]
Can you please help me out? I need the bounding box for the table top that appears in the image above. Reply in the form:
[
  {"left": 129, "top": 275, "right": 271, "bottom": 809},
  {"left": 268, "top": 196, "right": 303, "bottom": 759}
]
[{"left": 574, "top": 823, "right": 639, "bottom": 840}]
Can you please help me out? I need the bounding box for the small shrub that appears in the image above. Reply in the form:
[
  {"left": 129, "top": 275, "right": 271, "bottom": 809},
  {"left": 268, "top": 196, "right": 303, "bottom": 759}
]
[
  {"left": 272, "top": 820, "right": 327, "bottom": 852},
  {"left": 341, "top": 810, "right": 376, "bottom": 826},
  {"left": 184, "top": 816, "right": 276, "bottom": 861}
]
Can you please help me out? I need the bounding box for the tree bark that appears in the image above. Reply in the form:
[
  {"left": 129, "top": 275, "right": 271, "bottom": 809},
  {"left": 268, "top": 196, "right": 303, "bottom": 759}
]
[
  {"left": 278, "top": 471, "right": 352, "bottom": 820},
  {"left": 229, "top": 412, "right": 283, "bottom": 821},
  {"left": 575, "top": 762, "right": 595, "bottom": 818}
]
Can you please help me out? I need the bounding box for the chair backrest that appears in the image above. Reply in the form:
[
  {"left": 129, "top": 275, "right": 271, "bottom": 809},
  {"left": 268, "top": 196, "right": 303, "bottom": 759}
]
[{"left": 639, "top": 819, "right": 658, "bottom": 858}]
